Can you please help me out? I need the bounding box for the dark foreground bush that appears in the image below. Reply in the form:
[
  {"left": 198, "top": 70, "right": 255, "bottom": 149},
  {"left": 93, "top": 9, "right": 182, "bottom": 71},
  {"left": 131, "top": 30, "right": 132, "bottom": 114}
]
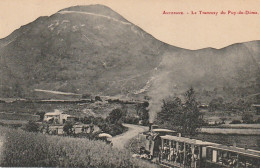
[
  {"left": 230, "top": 120, "right": 242, "bottom": 124},
  {"left": 0, "top": 127, "right": 157, "bottom": 168}
]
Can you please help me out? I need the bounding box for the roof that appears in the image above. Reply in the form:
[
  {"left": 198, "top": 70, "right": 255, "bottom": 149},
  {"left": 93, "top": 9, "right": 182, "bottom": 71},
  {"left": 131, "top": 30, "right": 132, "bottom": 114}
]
[
  {"left": 45, "top": 112, "right": 60, "bottom": 116},
  {"left": 208, "top": 144, "right": 260, "bottom": 158},
  {"left": 152, "top": 129, "right": 176, "bottom": 133},
  {"left": 67, "top": 115, "right": 76, "bottom": 118},
  {"left": 45, "top": 109, "right": 63, "bottom": 116},
  {"left": 252, "top": 104, "right": 260, "bottom": 107},
  {"left": 160, "top": 135, "right": 215, "bottom": 146}
]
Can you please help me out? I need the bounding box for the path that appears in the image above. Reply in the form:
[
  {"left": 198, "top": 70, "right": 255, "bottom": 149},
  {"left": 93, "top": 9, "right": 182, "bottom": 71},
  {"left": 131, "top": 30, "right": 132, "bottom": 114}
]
[
  {"left": 58, "top": 11, "right": 131, "bottom": 25},
  {"left": 111, "top": 124, "right": 148, "bottom": 149}
]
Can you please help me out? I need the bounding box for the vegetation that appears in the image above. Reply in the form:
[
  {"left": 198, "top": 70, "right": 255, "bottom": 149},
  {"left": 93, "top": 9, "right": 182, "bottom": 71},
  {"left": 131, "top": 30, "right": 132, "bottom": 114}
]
[
  {"left": 207, "top": 94, "right": 257, "bottom": 113},
  {"left": 135, "top": 102, "right": 149, "bottom": 126},
  {"left": 36, "top": 111, "right": 45, "bottom": 121},
  {"left": 230, "top": 120, "right": 242, "bottom": 124},
  {"left": 242, "top": 113, "right": 254, "bottom": 124},
  {"left": 80, "top": 108, "right": 128, "bottom": 136},
  {"left": 156, "top": 88, "right": 204, "bottom": 136},
  {"left": 22, "top": 121, "right": 39, "bottom": 132},
  {"left": 98, "top": 108, "right": 128, "bottom": 136},
  {"left": 208, "top": 97, "right": 224, "bottom": 112},
  {"left": 0, "top": 126, "right": 157, "bottom": 167},
  {"left": 106, "top": 108, "right": 126, "bottom": 124},
  {"left": 63, "top": 121, "right": 74, "bottom": 135}
]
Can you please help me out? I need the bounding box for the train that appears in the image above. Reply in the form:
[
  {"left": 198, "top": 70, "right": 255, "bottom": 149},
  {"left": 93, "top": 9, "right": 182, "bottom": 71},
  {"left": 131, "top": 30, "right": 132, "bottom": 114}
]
[{"left": 136, "top": 124, "right": 260, "bottom": 168}]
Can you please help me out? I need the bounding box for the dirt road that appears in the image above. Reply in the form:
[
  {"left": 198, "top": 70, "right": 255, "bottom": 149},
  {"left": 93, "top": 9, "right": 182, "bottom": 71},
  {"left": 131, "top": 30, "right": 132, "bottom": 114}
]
[{"left": 111, "top": 124, "right": 148, "bottom": 149}]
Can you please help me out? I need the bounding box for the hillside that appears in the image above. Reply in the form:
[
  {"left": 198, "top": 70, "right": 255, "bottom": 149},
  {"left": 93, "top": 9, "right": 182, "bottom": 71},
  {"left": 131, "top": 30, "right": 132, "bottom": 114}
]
[
  {"left": 0, "top": 4, "right": 259, "bottom": 105},
  {"left": 0, "top": 5, "right": 169, "bottom": 98}
]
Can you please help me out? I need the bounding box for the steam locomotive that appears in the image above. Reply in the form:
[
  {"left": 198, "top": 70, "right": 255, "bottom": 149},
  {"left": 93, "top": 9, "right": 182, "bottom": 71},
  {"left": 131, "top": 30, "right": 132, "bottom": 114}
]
[{"left": 137, "top": 124, "right": 260, "bottom": 168}]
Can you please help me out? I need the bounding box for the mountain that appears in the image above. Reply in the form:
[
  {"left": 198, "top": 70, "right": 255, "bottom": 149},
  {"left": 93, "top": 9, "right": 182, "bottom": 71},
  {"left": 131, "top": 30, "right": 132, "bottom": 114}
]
[{"left": 0, "top": 4, "right": 259, "bottom": 103}]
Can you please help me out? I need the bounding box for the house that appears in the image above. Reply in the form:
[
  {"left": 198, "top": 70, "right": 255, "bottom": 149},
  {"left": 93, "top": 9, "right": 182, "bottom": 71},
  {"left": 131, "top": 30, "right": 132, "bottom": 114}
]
[
  {"left": 43, "top": 109, "right": 69, "bottom": 124},
  {"left": 47, "top": 124, "right": 100, "bottom": 135},
  {"left": 252, "top": 104, "right": 260, "bottom": 115},
  {"left": 67, "top": 115, "right": 77, "bottom": 122}
]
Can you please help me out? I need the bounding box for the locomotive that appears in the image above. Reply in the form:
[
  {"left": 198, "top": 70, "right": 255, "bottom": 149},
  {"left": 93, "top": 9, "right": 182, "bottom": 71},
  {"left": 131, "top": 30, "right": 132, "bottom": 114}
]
[{"left": 137, "top": 125, "right": 260, "bottom": 168}]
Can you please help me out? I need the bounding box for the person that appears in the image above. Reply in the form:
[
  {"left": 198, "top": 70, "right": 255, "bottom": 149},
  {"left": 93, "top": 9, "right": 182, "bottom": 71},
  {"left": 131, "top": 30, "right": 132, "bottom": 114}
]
[
  {"left": 173, "top": 148, "right": 177, "bottom": 162},
  {"left": 163, "top": 143, "right": 168, "bottom": 161},
  {"left": 187, "top": 151, "right": 192, "bottom": 167},
  {"left": 194, "top": 153, "right": 198, "bottom": 168},
  {"left": 179, "top": 148, "right": 184, "bottom": 163},
  {"left": 158, "top": 145, "right": 162, "bottom": 162},
  {"left": 140, "top": 146, "right": 145, "bottom": 154},
  {"left": 170, "top": 147, "right": 174, "bottom": 161}
]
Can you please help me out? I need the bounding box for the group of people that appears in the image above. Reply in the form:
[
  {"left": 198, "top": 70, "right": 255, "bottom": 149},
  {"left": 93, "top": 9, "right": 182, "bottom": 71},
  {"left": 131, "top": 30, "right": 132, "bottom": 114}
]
[
  {"left": 159, "top": 143, "right": 199, "bottom": 167},
  {"left": 218, "top": 154, "right": 238, "bottom": 167}
]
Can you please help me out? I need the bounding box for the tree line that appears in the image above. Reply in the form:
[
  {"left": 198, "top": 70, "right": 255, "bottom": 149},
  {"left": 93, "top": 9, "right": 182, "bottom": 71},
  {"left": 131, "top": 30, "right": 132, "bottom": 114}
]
[{"left": 155, "top": 87, "right": 205, "bottom": 136}]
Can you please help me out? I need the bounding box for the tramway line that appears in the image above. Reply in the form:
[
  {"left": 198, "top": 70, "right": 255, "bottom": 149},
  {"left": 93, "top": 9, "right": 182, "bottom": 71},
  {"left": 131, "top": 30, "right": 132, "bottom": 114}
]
[{"left": 135, "top": 125, "right": 260, "bottom": 168}]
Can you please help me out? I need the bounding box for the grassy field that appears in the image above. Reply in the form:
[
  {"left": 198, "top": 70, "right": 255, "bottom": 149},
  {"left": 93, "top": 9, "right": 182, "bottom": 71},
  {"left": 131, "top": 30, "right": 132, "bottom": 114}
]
[
  {"left": 200, "top": 124, "right": 260, "bottom": 135},
  {"left": 0, "top": 112, "right": 39, "bottom": 121},
  {"left": 0, "top": 126, "right": 157, "bottom": 167},
  {"left": 0, "top": 101, "right": 137, "bottom": 119},
  {"left": 199, "top": 127, "right": 260, "bottom": 135},
  {"left": 219, "top": 124, "right": 260, "bottom": 128}
]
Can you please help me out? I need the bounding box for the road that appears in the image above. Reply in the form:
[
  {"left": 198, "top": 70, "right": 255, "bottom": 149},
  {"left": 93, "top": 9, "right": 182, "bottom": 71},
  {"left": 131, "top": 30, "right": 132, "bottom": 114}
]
[{"left": 111, "top": 124, "right": 148, "bottom": 149}]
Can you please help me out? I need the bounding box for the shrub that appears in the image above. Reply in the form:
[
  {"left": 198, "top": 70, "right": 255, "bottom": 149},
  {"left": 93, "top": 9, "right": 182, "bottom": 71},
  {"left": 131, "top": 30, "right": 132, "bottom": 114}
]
[
  {"left": 36, "top": 112, "right": 45, "bottom": 121},
  {"left": 22, "top": 121, "right": 39, "bottom": 132},
  {"left": 124, "top": 116, "right": 139, "bottom": 124},
  {"left": 63, "top": 121, "right": 74, "bottom": 135},
  {"left": 242, "top": 113, "right": 254, "bottom": 124},
  {"left": 0, "top": 127, "right": 157, "bottom": 168},
  {"left": 230, "top": 120, "right": 242, "bottom": 124},
  {"left": 106, "top": 108, "right": 125, "bottom": 124}
]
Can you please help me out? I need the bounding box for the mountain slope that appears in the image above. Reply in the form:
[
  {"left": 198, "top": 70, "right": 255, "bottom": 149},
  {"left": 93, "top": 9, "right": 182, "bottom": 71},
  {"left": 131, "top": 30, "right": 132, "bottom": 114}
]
[
  {"left": 0, "top": 5, "right": 170, "bottom": 97},
  {"left": 0, "top": 4, "right": 259, "bottom": 102}
]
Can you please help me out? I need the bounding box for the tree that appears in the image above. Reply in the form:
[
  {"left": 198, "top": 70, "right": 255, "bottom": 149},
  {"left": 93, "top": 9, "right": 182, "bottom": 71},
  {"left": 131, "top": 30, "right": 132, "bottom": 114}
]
[
  {"left": 36, "top": 112, "right": 45, "bottom": 121},
  {"left": 63, "top": 121, "right": 74, "bottom": 135},
  {"left": 156, "top": 96, "right": 183, "bottom": 129},
  {"left": 93, "top": 117, "right": 105, "bottom": 126},
  {"left": 209, "top": 97, "right": 224, "bottom": 112},
  {"left": 82, "top": 93, "right": 91, "bottom": 99},
  {"left": 182, "top": 87, "right": 202, "bottom": 135},
  {"left": 157, "top": 87, "right": 203, "bottom": 136},
  {"left": 23, "top": 121, "right": 39, "bottom": 132},
  {"left": 242, "top": 113, "right": 254, "bottom": 124},
  {"left": 136, "top": 103, "right": 149, "bottom": 125},
  {"left": 81, "top": 116, "right": 95, "bottom": 124},
  {"left": 106, "top": 108, "right": 125, "bottom": 124},
  {"left": 95, "top": 96, "right": 102, "bottom": 101}
]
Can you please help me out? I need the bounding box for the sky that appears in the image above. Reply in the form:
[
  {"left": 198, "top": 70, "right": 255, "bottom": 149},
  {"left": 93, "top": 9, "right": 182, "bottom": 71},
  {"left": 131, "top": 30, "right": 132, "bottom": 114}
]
[{"left": 0, "top": 0, "right": 260, "bottom": 50}]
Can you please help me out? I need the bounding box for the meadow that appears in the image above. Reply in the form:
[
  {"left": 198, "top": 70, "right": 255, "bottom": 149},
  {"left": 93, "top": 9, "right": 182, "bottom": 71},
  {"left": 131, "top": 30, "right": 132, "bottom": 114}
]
[{"left": 0, "top": 126, "right": 157, "bottom": 168}]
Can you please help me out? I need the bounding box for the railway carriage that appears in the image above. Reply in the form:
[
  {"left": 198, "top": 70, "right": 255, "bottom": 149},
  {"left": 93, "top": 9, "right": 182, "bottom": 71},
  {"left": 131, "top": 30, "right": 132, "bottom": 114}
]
[
  {"left": 159, "top": 135, "right": 215, "bottom": 168},
  {"left": 137, "top": 125, "right": 260, "bottom": 168},
  {"left": 205, "top": 145, "right": 260, "bottom": 168}
]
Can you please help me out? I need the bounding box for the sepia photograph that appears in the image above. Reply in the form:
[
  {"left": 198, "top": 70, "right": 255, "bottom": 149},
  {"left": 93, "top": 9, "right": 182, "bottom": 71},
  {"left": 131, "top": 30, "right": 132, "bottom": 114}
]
[{"left": 0, "top": 0, "right": 260, "bottom": 167}]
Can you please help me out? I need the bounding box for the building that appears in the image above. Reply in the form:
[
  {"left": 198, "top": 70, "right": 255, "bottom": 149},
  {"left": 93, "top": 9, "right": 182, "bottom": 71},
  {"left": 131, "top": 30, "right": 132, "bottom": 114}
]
[
  {"left": 252, "top": 104, "right": 260, "bottom": 115},
  {"left": 67, "top": 115, "right": 77, "bottom": 122},
  {"left": 43, "top": 109, "right": 70, "bottom": 124},
  {"left": 47, "top": 124, "right": 100, "bottom": 135}
]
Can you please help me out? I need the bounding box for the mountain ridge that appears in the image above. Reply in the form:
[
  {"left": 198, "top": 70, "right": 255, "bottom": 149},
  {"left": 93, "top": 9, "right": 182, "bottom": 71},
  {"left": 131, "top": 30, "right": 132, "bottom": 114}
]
[{"left": 0, "top": 4, "right": 259, "bottom": 105}]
